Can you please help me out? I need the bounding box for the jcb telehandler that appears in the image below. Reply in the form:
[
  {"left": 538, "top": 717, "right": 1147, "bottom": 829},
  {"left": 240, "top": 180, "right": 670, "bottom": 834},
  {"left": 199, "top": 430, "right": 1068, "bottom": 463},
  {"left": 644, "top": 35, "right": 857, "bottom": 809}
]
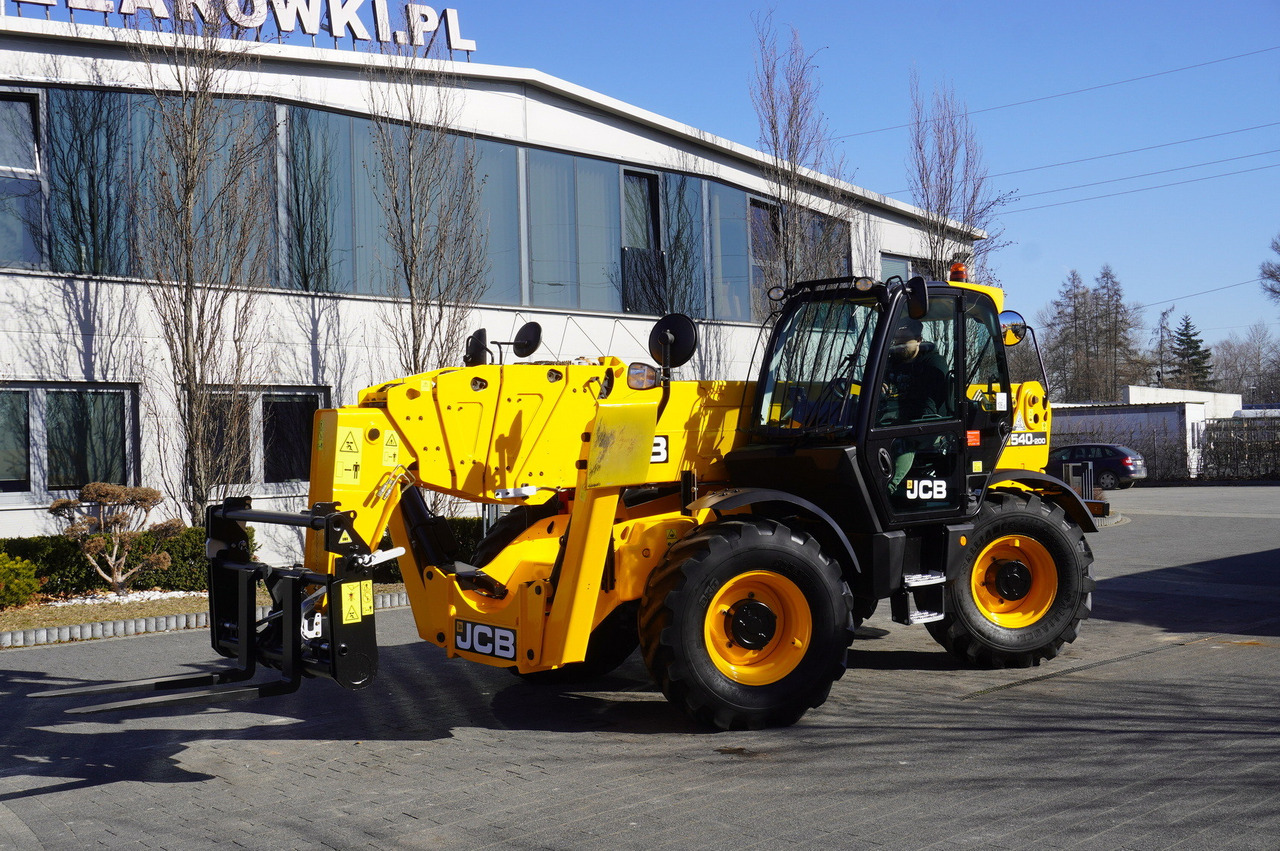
[{"left": 36, "top": 269, "right": 1098, "bottom": 730}]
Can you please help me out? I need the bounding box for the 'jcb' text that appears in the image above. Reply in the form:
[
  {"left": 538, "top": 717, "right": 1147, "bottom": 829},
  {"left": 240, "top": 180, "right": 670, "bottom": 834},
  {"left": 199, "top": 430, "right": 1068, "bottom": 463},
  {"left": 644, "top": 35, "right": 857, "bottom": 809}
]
[
  {"left": 905, "top": 479, "right": 947, "bottom": 500},
  {"left": 454, "top": 620, "right": 516, "bottom": 659}
]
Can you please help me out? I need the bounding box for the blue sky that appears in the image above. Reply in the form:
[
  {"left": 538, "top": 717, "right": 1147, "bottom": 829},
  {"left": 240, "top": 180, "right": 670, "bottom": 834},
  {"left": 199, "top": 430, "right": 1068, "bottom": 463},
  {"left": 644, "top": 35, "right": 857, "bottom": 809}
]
[{"left": 458, "top": 0, "right": 1279, "bottom": 348}]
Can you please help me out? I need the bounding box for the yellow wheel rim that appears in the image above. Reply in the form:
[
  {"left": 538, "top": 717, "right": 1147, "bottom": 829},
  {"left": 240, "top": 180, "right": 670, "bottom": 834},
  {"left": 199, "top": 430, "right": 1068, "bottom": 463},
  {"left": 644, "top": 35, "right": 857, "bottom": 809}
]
[
  {"left": 970, "top": 535, "right": 1057, "bottom": 628},
  {"left": 704, "top": 570, "right": 811, "bottom": 686}
]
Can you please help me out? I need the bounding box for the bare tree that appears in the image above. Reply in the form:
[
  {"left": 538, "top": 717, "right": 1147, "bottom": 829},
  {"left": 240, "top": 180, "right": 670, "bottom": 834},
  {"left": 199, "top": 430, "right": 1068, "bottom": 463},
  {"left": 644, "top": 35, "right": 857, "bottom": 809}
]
[
  {"left": 125, "top": 10, "right": 277, "bottom": 523},
  {"left": 1038, "top": 267, "right": 1143, "bottom": 402},
  {"left": 750, "top": 13, "right": 855, "bottom": 307},
  {"left": 906, "top": 70, "right": 1012, "bottom": 283},
  {"left": 1213, "top": 323, "right": 1280, "bottom": 405},
  {"left": 365, "top": 34, "right": 488, "bottom": 377},
  {"left": 1262, "top": 232, "right": 1280, "bottom": 303}
]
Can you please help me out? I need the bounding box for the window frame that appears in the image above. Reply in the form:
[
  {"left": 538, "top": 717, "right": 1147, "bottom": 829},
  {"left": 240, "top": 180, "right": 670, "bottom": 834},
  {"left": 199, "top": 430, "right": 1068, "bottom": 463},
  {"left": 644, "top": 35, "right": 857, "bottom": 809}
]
[
  {"left": 0, "top": 382, "right": 139, "bottom": 503},
  {"left": 203, "top": 384, "right": 330, "bottom": 495}
]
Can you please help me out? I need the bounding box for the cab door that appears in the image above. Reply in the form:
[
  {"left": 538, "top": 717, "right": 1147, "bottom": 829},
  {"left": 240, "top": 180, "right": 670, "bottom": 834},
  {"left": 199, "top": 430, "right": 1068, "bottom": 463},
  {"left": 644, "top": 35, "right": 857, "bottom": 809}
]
[{"left": 862, "top": 293, "right": 968, "bottom": 526}]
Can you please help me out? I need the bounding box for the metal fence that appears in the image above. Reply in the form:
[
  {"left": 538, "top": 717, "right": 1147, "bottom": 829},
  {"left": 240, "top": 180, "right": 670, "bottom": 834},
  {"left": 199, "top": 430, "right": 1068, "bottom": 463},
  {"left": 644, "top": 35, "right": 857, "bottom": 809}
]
[{"left": 1199, "top": 417, "right": 1280, "bottom": 480}]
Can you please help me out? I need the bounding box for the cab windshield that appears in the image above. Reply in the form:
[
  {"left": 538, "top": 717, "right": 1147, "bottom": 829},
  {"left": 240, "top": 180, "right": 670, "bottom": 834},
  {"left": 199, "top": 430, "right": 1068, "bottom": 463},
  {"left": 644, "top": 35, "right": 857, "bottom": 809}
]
[{"left": 756, "top": 295, "right": 883, "bottom": 435}]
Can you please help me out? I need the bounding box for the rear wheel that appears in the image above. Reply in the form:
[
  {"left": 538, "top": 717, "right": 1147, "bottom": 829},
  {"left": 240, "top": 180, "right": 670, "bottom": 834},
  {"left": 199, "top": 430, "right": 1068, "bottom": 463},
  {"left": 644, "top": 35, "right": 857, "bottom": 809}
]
[
  {"left": 927, "top": 491, "right": 1094, "bottom": 668},
  {"left": 1098, "top": 471, "right": 1120, "bottom": 490},
  {"left": 639, "top": 519, "right": 853, "bottom": 730},
  {"left": 473, "top": 503, "right": 641, "bottom": 684}
]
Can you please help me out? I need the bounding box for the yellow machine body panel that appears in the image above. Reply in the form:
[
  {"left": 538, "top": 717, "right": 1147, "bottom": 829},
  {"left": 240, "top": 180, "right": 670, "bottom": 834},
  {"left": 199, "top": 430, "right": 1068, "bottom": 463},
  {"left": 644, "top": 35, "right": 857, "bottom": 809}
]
[{"left": 303, "top": 359, "right": 751, "bottom": 674}]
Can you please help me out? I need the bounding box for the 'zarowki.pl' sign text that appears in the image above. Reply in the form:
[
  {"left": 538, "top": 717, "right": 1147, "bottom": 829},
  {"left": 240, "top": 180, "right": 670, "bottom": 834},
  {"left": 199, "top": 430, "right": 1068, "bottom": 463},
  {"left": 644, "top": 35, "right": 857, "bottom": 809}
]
[{"left": 4, "top": 0, "right": 478, "bottom": 52}]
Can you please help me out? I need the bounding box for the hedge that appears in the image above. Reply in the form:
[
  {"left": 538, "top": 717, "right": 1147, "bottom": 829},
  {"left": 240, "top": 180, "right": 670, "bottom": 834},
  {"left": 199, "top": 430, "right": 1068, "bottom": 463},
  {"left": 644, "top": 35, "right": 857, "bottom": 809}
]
[{"left": 1, "top": 517, "right": 490, "bottom": 597}]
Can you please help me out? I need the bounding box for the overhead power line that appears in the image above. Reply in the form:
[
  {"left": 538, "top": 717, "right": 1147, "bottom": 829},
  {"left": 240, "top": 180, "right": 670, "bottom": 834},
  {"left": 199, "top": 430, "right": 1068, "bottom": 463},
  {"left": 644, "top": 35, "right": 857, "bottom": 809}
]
[
  {"left": 1002, "top": 162, "right": 1280, "bottom": 213},
  {"left": 837, "top": 45, "right": 1280, "bottom": 139},
  {"left": 989, "top": 122, "right": 1280, "bottom": 179},
  {"left": 1143, "top": 278, "right": 1262, "bottom": 308},
  {"left": 1013, "top": 149, "right": 1280, "bottom": 199},
  {"left": 879, "top": 122, "right": 1280, "bottom": 196}
]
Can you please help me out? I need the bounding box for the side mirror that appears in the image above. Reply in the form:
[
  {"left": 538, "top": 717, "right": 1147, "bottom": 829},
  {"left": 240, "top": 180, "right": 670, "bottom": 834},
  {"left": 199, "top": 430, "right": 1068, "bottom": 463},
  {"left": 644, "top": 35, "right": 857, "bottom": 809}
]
[
  {"left": 905, "top": 276, "right": 929, "bottom": 320},
  {"left": 999, "top": 311, "right": 1028, "bottom": 346},
  {"left": 463, "top": 328, "right": 489, "bottom": 366},
  {"left": 510, "top": 321, "right": 542, "bottom": 359},
  {"left": 648, "top": 313, "right": 698, "bottom": 369}
]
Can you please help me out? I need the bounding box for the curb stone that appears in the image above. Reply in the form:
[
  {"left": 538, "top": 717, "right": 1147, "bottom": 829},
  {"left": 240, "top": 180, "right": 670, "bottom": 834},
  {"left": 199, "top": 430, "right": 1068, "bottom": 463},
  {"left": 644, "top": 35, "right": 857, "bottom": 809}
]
[{"left": 0, "top": 592, "right": 411, "bottom": 649}]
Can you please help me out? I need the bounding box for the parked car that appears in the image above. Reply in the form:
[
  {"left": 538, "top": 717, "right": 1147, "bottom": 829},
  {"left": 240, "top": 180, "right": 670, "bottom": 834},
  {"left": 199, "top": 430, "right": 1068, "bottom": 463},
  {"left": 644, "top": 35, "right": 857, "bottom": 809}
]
[{"left": 1046, "top": 444, "right": 1148, "bottom": 490}]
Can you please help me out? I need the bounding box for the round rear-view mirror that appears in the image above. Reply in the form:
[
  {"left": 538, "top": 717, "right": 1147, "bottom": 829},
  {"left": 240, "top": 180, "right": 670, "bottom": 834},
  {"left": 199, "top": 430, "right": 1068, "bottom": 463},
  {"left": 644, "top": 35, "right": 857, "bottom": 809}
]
[
  {"left": 511, "top": 321, "right": 542, "bottom": 359},
  {"left": 1000, "top": 311, "right": 1028, "bottom": 346},
  {"left": 648, "top": 313, "right": 698, "bottom": 369}
]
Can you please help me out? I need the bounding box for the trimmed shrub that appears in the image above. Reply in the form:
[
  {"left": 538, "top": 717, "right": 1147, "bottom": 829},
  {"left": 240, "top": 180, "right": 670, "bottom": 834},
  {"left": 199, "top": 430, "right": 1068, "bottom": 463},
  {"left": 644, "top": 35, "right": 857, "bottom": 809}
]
[{"left": 0, "top": 552, "right": 40, "bottom": 610}]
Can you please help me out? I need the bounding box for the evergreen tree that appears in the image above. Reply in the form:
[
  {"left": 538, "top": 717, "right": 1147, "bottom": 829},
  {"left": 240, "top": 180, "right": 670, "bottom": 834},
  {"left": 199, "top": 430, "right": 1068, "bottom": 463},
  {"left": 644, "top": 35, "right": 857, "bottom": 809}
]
[
  {"left": 1038, "top": 266, "right": 1144, "bottom": 402},
  {"left": 1167, "top": 314, "right": 1213, "bottom": 390}
]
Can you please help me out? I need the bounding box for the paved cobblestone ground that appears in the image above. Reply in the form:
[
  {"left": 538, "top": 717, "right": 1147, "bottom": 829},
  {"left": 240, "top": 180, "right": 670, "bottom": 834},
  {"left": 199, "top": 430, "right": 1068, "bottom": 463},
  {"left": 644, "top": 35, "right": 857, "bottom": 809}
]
[{"left": 2, "top": 486, "right": 1279, "bottom": 850}]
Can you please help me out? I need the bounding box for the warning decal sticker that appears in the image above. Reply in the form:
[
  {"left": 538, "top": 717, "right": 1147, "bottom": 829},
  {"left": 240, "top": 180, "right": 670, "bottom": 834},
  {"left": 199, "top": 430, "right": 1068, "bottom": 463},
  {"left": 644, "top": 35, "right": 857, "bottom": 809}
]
[{"left": 335, "top": 427, "right": 361, "bottom": 483}]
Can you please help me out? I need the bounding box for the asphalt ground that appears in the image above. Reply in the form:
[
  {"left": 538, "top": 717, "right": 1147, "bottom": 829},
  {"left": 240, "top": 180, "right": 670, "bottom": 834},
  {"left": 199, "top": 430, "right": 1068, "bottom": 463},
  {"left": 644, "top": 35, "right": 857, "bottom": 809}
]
[{"left": 1, "top": 485, "right": 1278, "bottom": 850}]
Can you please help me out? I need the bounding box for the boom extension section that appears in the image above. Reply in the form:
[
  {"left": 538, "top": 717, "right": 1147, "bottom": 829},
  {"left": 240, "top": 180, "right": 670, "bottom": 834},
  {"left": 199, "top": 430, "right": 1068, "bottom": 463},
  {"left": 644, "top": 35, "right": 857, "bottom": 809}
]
[{"left": 30, "top": 498, "right": 385, "bottom": 713}]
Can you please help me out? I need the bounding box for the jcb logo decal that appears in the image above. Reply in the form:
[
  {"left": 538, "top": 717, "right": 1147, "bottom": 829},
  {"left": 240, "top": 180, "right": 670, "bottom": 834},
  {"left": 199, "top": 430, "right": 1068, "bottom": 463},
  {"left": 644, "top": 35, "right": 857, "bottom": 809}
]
[
  {"left": 906, "top": 479, "right": 947, "bottom": 500},
  {"left": 652, "top": 436, "right": 669, "bottom": 464},
  {"left": 455, "top": 620, "right": 517, "bottom": 660},
  {"left": 1008, "top": 432, "right": 1048, "bottom": 447}
]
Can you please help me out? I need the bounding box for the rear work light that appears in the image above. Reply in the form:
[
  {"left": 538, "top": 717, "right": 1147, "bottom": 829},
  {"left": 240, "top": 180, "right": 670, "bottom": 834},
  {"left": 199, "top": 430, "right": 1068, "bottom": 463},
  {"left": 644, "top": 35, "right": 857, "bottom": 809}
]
[{"left": 628, "top": 362, "right": 660, "bottom": 390}]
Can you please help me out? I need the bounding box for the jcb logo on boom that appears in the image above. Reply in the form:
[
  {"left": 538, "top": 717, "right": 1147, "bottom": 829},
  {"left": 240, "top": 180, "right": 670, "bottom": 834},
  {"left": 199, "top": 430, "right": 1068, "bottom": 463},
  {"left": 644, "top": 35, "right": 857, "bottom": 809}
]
[
  {"left": 454, "top": 620, "right": 516, "bottom": 660},
  {"left": 905, "top": 479, "right": 947, "bottom": 500}
]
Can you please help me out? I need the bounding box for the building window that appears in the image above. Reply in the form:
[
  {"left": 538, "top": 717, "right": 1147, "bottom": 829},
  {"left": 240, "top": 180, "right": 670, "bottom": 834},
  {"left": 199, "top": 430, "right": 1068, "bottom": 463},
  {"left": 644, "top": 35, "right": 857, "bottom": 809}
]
[
  {"left": 708, "top": 182, "right": 750, "bottom": 321},
  {"left": 0, "top": 383, "right": 136, "bottom": 498},
  {"left": 46, "top": 389, "right": 127, "bottom": 489},
  {"left": 881, "top": 254, "right": 926, "bottom": 283},
  {"left": 527, "top": 150, "right": 621, "bottom": 312},
  {"left": 0, "top": 95, "right": 44, "bottom": 269},
  {"left": 622, "top": 170, "right": 667, "bottom": 314},
  {"left": 263, "top": 393, "right": 320, "bottom": 483},
  {"left": 749, "top": 198, "right": 781, "bottom": 298},
  {"left": 207, "top": 387, "right": 327, "bottom": 489},
  {"left": 0, "top": 390, "right": 30, "bottom": 493}
]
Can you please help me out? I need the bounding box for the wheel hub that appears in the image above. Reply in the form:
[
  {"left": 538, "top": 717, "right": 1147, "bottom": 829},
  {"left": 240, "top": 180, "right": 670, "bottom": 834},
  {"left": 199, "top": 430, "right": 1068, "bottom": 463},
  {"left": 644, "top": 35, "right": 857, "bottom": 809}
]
[
  {"left": 727, "top": 599, "right": 777, "bottom": 650},
  {"left": 992, "top": 559, "right": 1033, "bottom": 601}
]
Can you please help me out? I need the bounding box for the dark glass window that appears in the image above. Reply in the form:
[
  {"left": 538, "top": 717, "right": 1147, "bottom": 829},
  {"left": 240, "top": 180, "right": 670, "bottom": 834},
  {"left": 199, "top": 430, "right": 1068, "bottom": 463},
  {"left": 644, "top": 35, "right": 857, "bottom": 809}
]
[
  {"left": 662, "top": 173, "right": 706, "bottom": 317},
  {"left": 0, "top": 97, "right": 43, "bottom": 270},
  {"left": 622, "top": 171, "right": 666, "bottom": 314},
  {"left": 287, "top": 107, "right": 355, "bottom": 293},
  {"left": 207, "top": 393, "right": 255, "bottom": 487},
  {"left": 263, "top": 394, "right": 319, "bottom": 483},
  {"left": 46, "top": 390, "right": 126, "bottom": 489},
  {"left": 475, "top": 139, "right": 520, "bottom": 305},
  {"left": 0, "top": 176, "right": 42, "bottom": 269},
  {"left": 527, "top": 151, "right": 621, "bottom": 311},
  {"left": 45, "top": 89, "right": 132, "bottom": 276},
  {"left": 708, "top": 183, "right": 750, "bottom": 321},
  {"left": 0, "top": 390, "right": 30, "bottom": 493}
]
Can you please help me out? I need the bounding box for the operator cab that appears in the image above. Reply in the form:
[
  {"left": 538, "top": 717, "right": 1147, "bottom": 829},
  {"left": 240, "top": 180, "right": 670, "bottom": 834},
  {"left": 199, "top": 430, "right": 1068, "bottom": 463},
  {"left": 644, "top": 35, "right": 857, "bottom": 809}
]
[{"left": 737, "top": 273, "right": 1015, "bottom": 531}]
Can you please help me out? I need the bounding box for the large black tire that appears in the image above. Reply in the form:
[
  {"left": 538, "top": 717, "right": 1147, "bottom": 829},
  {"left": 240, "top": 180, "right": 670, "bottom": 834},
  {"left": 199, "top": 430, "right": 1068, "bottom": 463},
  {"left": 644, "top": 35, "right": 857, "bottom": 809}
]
[
  {"left": 639, "top": 518, "right": 854, "bottom": 730},
  {"left": 926, "top": 491, "right": 1095, "bottom": 668},
  {"left": 473, "top": 502, "right": 640, "bottom": 684}
]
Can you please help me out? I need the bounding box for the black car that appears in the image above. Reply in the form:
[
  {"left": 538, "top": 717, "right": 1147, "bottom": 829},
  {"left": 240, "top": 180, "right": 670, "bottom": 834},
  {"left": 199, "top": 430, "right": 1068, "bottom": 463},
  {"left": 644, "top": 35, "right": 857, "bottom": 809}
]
[{"left": 1046, "top": 444, "right": 1147, "bottom": 490}]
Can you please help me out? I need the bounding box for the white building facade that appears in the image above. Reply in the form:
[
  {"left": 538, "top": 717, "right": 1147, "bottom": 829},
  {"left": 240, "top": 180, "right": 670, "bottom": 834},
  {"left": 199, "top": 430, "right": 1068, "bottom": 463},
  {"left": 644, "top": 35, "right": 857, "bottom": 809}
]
[{"left": 0, "top": 13, "right": 963, "bottom": 556}]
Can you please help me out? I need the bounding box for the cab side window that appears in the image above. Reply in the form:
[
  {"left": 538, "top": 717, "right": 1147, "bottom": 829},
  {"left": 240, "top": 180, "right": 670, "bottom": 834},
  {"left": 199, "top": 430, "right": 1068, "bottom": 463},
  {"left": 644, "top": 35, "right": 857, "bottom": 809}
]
[{"left": 876, "top": 298, "right": 958, "bottom": 427}]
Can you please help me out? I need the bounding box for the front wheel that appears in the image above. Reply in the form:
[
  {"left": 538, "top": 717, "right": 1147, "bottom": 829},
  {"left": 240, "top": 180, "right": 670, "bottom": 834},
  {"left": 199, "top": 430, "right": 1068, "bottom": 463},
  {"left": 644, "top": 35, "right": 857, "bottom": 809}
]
[
  {"left": 927, "top": 491, "right": 1094, "bottom": 668},
  {"left": 639, "top": 519, "right": 853, "bottom": 730}
]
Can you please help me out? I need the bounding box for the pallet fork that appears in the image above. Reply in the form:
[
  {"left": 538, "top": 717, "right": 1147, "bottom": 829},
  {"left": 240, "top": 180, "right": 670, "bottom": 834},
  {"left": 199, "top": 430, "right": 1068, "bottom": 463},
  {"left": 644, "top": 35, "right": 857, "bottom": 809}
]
[{"left": 29, "top": 498, "right": 387, "bottom": 714}]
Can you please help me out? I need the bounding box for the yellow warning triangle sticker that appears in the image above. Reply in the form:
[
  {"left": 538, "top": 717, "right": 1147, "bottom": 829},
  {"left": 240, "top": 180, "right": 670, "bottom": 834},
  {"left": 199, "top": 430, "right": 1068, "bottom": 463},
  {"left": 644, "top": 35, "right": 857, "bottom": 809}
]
[
  {"left": 339, "top": 530, "right": 353, "bottom": 544},
  {"left": 385, "top": 433, "right": 398, "bottom": 447},
  {"left": 340, "top": 433, "right": 359, "bottom": 453}
]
